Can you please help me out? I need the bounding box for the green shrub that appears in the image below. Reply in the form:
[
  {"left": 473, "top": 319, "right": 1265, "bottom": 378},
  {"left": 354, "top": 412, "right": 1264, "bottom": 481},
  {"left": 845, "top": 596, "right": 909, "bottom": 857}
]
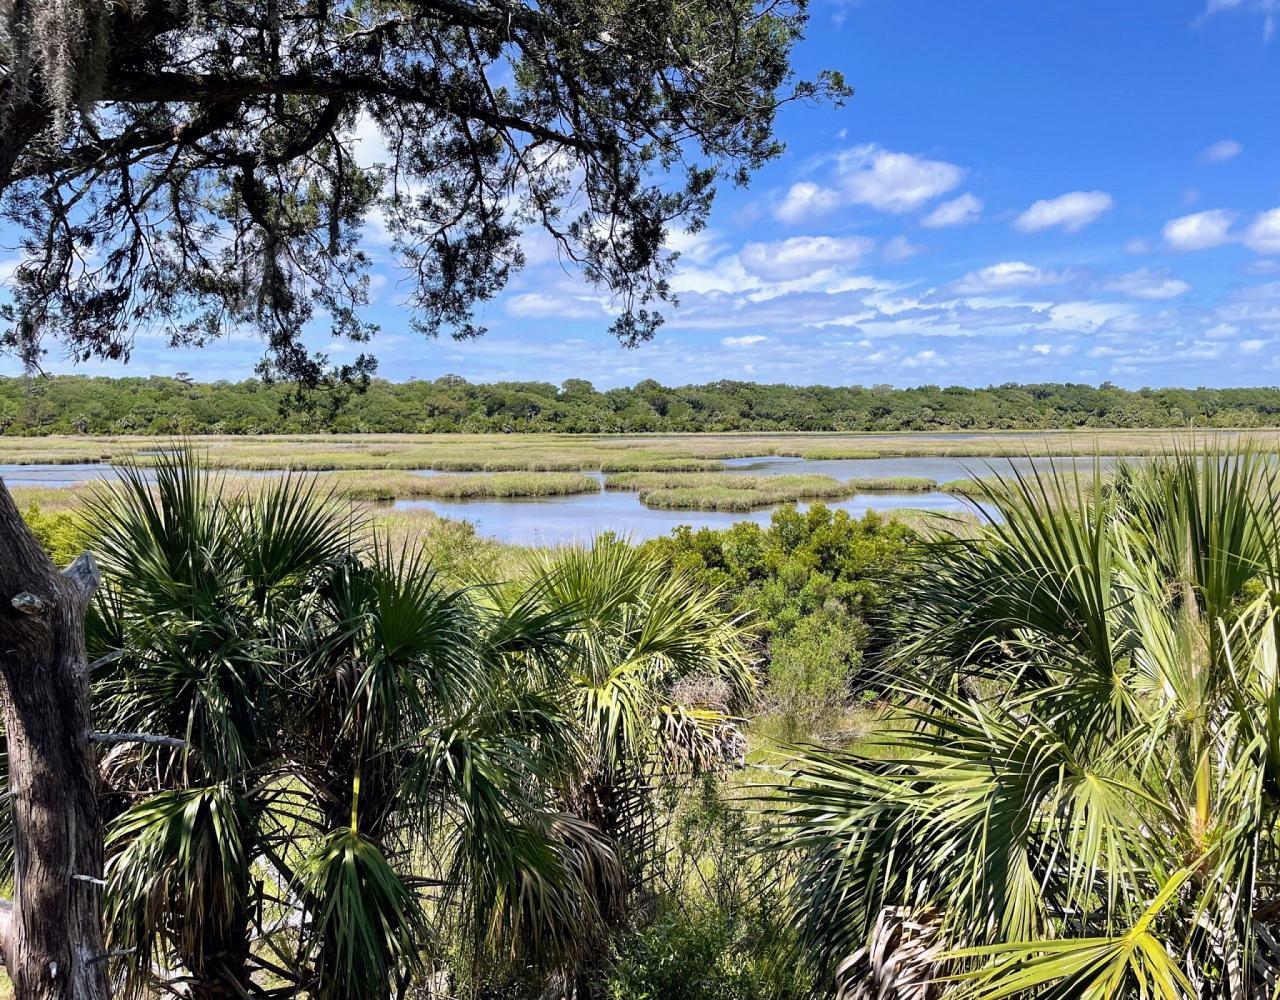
[
  {"left": 765, "top": 614, "right": 863, "bottom": 740},
  {"left": 599, "top": 776, "right": 812, "bottom": 1000},
  {"left": 641, "top": 505, "right": 916, "bottom": 739},
  {"left": 21, "top": 503, "right": 88, "bottom": 567}
]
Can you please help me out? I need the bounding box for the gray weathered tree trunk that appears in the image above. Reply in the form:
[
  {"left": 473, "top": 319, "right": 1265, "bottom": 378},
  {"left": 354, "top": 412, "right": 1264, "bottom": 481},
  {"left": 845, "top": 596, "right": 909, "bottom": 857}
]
[{"left": 0, "top": 480, "right": 109, "bottom": 1000}]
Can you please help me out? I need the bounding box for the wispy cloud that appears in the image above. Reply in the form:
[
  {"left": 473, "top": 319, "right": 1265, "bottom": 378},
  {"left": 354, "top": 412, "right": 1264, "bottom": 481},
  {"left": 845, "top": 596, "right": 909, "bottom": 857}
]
[
  {"left": 1014, "top": 191, "right": 1114, "bottom": 233},
  {"left": 952, "top": 261, "right": 1072, "bottom": 294},
  {"left": 1104, "top": 269, "right": 1192, "bottom": 300},
  {"left": 1201, "top": 138, "right": 1244, "bottom": 162},
  {"left": 1201, "top": 0, "right": 1279, "bottom": 41},
  {"left": 1163, "top": 209, "right": 1236, "bottom": 250},
  {"left": 921, "top": 193, "right": 984, "bottom": 228}
]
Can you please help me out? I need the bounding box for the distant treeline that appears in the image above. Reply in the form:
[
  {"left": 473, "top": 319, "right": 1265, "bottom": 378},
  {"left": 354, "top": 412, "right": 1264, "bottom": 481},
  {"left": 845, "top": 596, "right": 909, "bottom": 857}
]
[{"left": 5, "top": 375, "right": 1280, "bottom": 434}]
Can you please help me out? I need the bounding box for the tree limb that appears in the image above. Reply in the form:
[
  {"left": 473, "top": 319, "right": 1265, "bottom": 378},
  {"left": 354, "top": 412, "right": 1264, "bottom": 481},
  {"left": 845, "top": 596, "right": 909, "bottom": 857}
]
[{"left": 105, "top": 71, "right": 598, "bottom": 152}]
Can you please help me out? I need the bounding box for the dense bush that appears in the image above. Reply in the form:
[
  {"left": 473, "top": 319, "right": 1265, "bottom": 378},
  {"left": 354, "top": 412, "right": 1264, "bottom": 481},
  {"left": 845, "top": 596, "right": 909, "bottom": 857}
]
[
  {"left": 598, "top": 776, "right": 811, "bottom": 1000},
  {"left": 20, "top": 502, "right": 88, "bottom": 567},
  {"left": 642, "top": 505, "right": 916, "bottom": 739}
]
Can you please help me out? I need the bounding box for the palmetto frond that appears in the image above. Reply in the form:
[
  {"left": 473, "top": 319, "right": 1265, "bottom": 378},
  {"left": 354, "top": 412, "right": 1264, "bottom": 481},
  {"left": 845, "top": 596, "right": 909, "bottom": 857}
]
[
  {"left": 297, "top": 828, "right": 428, "bottom": 1000},
  {"left": 86, "top": 451, "right": 610, "bottom": 998},
  {"left": 531, "top": 536, "right": 756, "bottom": 771},
  {"left": 104, "top": 784, "right": 251, "bottom": 992},
  {"left": 770, "top": 445, "right": 1280, "bottom": 999}
]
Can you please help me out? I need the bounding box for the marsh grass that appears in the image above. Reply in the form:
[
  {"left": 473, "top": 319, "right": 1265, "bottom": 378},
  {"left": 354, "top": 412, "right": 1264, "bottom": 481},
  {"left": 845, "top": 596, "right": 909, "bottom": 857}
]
[
  {"left": 320, "top": 470, "right": 600, "bottom": 500},
  {"left": 844, "top": 476, "right": 936, "bottom": 492},
  {"left": 6, "top": 484, "right": 91, "bottom": 512},
  {"left": 596, "top": 457, "right": 725, "bottom": 472},
  {"left": 4, "top": 429, "right": 1278, "bottom": 473},
  {"left": 793, "top": 448, "right": 881, "bottom": 460},
  {"left": 608, "top": 473, "right": 854, "bottom": 511},
  {"left": 7, "top": 471, "right": 600, "bottom": 508},
  {"left": 604, "top": 471, "right": 945, "bottom": 510},
  {"left": 939, "top": 477, "right": 1001, "bottom": 497}
]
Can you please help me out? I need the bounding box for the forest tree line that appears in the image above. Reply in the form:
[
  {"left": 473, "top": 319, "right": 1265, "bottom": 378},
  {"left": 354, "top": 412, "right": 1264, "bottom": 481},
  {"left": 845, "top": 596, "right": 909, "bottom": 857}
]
[{"left": 5, "top": 375, "right": 1280, "bottom": 435}]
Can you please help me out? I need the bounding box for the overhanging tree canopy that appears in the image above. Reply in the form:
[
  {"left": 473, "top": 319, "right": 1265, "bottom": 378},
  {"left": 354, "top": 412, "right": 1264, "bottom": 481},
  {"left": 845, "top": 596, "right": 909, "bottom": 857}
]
[
  {"left": 1, "top": 0, "right": 846, "bottom": 386},
  {"left": 0, "top": 5, "right": 844, "bottom": 997}
]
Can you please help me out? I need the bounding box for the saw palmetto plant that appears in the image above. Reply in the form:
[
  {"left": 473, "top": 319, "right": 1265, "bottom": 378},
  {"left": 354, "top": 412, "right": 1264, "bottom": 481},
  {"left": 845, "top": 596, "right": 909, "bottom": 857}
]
[
  {"left": 83, "top": 453, "right": 621, "bottom": 999},
  {"left": 770, "top": 447, "right": 1280, "bottom": 999}
]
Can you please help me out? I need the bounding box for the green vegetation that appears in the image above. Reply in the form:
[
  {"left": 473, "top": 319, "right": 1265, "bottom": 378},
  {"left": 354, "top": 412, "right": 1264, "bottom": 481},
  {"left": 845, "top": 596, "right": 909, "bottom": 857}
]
[
  {"left": 599, "top": 776, "right": 810, "bottom": 1000},
  {"left": 21, "top": 446, "right": 1280, "bottom": 998},
  {"left": 13, "top": 453, "right": 770, "bottom": 999},
  {"left": 608, "top": 471, "right": 855, "bottom": 510},
  {"left": 317, "top": 470, "right": 601, "bottom": 501},
  {"left": 18, "top": 503, "right": 88, "bottom": 566},
  {"left": 608, "top": 471, "right": 938, "bottom": 506},
  {"left": 769, "top": 448, "right": 1280, "bottom": 997},
  {"left": 939, "top": 476, "right": 999, "bottom": 495},
  {"left": 642, "top": 505, "right": 916, "bottom": 742},
  {"left": 6, "top": 429, "right": 1280, "bottom": 475},
  {"left": 12, "top": 376, "right": 1280, "bottom": 434},
  {"left": 796, "top": 447, "right": 882, "bottom": 460},
  {"left": 5, "top": 471, "right": 601, "bottom": 514},
  {"left": 844, "top": 475, "right": 936, "bottom": 491}
]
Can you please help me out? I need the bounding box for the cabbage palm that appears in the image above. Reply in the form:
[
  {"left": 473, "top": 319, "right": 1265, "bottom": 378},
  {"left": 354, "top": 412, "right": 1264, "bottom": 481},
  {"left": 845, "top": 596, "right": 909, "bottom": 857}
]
[
  {"left": 85, "top": 453, "right": 616, "bottom": 999},
  {"left": 530, "top": 537, "right": 756, "bottom": 880},
  {"left": 770, "top": 448, "right": 1280, "bottom": 999}
]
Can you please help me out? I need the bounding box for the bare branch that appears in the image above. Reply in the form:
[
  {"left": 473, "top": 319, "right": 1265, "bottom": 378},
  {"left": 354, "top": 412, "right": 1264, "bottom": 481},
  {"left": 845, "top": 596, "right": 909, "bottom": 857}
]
[
  {"left": 62, "top": 552, "right": 100, "bottom": 604},
  {"left": 89, "top": 732, "right": 188, "bottom": 749}
]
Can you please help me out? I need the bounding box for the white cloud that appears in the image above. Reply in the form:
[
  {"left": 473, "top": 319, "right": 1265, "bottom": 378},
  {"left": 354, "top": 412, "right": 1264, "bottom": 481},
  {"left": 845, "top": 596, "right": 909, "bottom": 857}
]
[
  {"left": 1163, "top": 209, "right": 1236, "bottom": 250},
  {"left": 771, "top": 145, "right": 964, "bottom": 224},
  {"left": 921, "top": 193, "right": 983, "bottom": 228},
  {"left": 505, "top": 292, "right": 603, "bottom": 320},
  {"left": 882, "top": 235, "right": 923, "bottom": 262},
  {"left": 834, "top": 144, "right": 964, "bottom": 214},
  {"left": 664, "top": 228, "right": 724, "bottom": 265},
  {"left": 1241, "top": 338, "right": 1268, "bottom": 352},
  {"left": 1104, "top": 268, "right": 1192, "bottom": 300},
  {"left": 902, "top": 349, "right": 943, "bottom": 369},
  {"left": 738, "top": 235, "right": 875, "bottom": 281},
  {"left": 348, "top": 113, "right": 391, "bottom": 169},
  {"left": 721, "top": 335, "right": 767, "bottom": 347},
  {"left": 952, "top": 260, "right": 1071, "bottom": 294},
  {"left": 1014, "top": 191, "right": 1114, "bottom": 233},
  {"left": 1201, "top": 139, "right": 1244, "bottom": 163},
  {"left": 773, "top": 182, "right": 841, "bottom": 224},
  {"left": 1031, "top": 344, "right": 1052, "bottom": 354},
  {"left": 1124, "top": 238, "right": 1152, "bottom": 255},
  {"left": 1202, "top": 0, "right": 1278, "bottom": 41},
  {"left": 1244, "top": 208, "right": 1280, "bottom": 254}
]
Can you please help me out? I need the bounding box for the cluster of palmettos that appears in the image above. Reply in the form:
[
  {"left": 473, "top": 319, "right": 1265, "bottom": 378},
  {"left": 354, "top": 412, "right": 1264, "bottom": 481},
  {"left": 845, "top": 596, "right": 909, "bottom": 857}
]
[
  {"left": 772, "top": 448, "right": 1280, "bottom": 999},
  {"left": 70, "top": 453, "right": 753, "bottom": 999}
]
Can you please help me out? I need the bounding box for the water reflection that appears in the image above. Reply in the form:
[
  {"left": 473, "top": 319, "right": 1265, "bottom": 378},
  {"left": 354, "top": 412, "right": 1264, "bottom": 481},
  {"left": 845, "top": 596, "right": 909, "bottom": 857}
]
[{"left": 393, "top": 490, "right": 992, "bottom": 546}]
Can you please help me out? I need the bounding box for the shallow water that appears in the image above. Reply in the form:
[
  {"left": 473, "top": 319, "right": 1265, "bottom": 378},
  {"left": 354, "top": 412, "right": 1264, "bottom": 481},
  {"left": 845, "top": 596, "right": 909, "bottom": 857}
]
[
  {"left": 2, "top": 455, "right": 1113, "bottom": 545},
  {"left": 0, "top": 463, "right": 136, "bottom": 487},
  {"left": 393, "top": 489, "right": 990, "bottom": 546}
]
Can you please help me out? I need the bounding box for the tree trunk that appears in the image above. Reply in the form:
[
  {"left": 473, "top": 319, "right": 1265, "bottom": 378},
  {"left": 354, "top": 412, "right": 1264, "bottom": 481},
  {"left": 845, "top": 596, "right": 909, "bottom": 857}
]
[{"left": 0, "top": 480, "right": 109, "bottom": 1000}]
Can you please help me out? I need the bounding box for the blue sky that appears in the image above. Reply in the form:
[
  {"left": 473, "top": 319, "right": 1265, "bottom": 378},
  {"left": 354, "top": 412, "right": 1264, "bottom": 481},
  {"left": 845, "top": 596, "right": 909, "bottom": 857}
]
[{"left": 8, "top": 0, "right": 1280, "bottom": 388}]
